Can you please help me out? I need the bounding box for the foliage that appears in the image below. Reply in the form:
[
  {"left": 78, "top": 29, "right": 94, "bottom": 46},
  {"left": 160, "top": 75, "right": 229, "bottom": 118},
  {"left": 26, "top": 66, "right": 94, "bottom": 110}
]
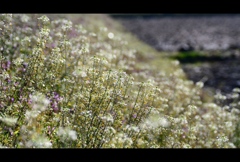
[{"left": 0, "top": 14, "right": 239, "bottom": 148}]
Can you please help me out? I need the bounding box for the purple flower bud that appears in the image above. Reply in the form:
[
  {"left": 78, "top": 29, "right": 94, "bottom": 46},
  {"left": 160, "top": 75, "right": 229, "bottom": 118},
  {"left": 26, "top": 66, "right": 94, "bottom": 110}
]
[
  {"left": 51, "top": 43, "right": 56, "bottom": 48},
  {"left": 7, "top": 61, "right": 11, "bottom": 68},
  {"left": 14, "top": 82, "right": 19, "bottom": 86},
  {"left": 28, "top": 99, "right": 32, "bottom": 105},
  {"left": 22, "top": 62, "right": 28, "bottom": 68},
  {"left": 2, "top": 61, "right": 11, "bottom": 70},
  {"left": 54, "top": 93, "right": 61, "bottom": 102},
  {"left": 133, "top": 114, "right": 137, "bottom": 118},
  {"left": 19, "top": 95, "right": 23, "bottom": 101},
  {"left": 51, "top": 101, "right": 57, "bottom": 107},
  {"left": 53, "top": 106, "right": 59, "bottom": 113}
]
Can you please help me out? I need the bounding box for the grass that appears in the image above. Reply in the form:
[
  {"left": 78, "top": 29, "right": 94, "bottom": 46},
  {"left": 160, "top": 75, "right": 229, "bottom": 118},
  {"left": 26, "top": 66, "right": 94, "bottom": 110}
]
[{"left": 170, "top": 51, "right": 228, "bottom": 63}]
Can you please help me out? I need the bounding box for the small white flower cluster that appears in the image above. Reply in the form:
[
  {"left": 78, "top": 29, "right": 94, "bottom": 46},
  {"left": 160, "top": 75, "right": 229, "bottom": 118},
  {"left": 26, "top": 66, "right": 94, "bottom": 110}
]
[
  {"left": 0, "top": 144, "right": 8, "bottom": 148},
  {"left": 0, "top": 70, "right": 10, "bottom": 80},
  {"left": 80, "top": 110, "right": 92, "bottom": 117},
  {"left": 196, "top": 81, "right": 204, "bottom": 88},
  {"left": 57, "top": 127, "right": 77, "bottom": 141},
  {"left": 20, "top": 14, "right": 30, "bottom": 23},
  {"left": 24, "top": 134, "right": 52, "bottom": 148},
  {"left": 230, "top": 93, "right": 239, "bottom": 99},
  {"left": 21, "top": 36, "right": 31, "bottom": 47},
  {"left": 39, "top": 28, "right": 50, "bottom": 39},
  {"left": 171, "top": 60, "right": 179, "bottom": 66},
  {"left": 37, "top": 15, "right": 50, "bottom": 25},
  {"left": 125, "top": 125, "right": 140, "bottom": 133},
  {"left": 13, "top": 57, "right": 24, "bottom": 66},
  {"left": 214, "top": 92, "right": 227, "bottom": 100},
  {"left": 72, "top": 69, "right": 87, "bottom": 78},
  {"left": 140, "top": 113, "right": 170, "bottom": 130},
  {"left": 233, "top": 88, "right": 240, "bottom": 93},
  {"left": 25, "top": 92, "right": 50, "bottom": 123},
  {"left": 0, "top": 116, "right": 17, "bottom": 126},
  {"left": 60, "top": 19, "right": 72, "bottom": 32},
  {"left": 30, "top": 92, "right": 50, "bottom": 112},
  {"left": 50, "top": 47, "right": 65, "bottom": 64},
  {"left": 100, "top": 114, "right": 114, "bottom": 123},
  {"left": 104, "top": 126, "right": 116, "bottom": 134},
  {"left": 111, "top": 133, "right": 133, "bottom": 148}
]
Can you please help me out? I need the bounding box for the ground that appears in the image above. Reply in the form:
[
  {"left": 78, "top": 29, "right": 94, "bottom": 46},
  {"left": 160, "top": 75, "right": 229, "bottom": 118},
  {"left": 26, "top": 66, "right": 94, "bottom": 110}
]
[{"left": 112, "top": 14, "right": 240, "bottom": 94}]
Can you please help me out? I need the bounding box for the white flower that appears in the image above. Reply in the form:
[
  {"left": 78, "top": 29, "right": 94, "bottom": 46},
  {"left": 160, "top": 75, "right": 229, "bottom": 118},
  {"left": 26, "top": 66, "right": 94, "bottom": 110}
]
[
  {"left": 233, "top": 88, "right": 240, "bottom": 93},
  {"left": 68, "top": 130, "right": 77, "bottom": 140},
  {"left": 80, "top": 71, "right": 87, "bottom": 78},
  {"left": 55, "top": 32, "right": 63, "bottom": 38},
  {"left": 30, "top": 92, "right": 50, "bottom": 112},
  {"left": 100, "top": 114, "right": 114, "bottom": 123},
  {"left": 72, "top": 69, "right": 87, "bottom": 78},
  {"left": 25, "top": 110, "right": 40, "bottom": 121},
  {"left": 140, "top": 114, "right": 170, "bottom": 130},
  {"left": 214, "top": 93, "right": 226, "bottom": 100},
  {"left": 228, "top": 142, "right": 236, "bottom": 148},
  {"left": 57, "top": 127, "right": 77, "bottom": 141},
  {"left": 225, "top": 121, "right": 233, "bottom": 127},
  {"left": 158, "top": 117, "right": 170, "bottom": 128},
  {"left": 20, "top": 15, "right": 30, "bottom": 23},
  {"left": 1, "top": 71, "right": 9, "bottom": 80},
  {"left": 196, "top": 81, "right": 204, "bottom": 88},
  {"left": 108, "top": 32, "right": 114, "bottom": 39},
  {"left": 105, "top": 127, "right": 116, "bottom": 134},
  {"left": 34, "top": 137, "right": 52, "bottom": 148},
  {"left": 0, "top": 116, "right": 17, "bottom": 126},
  {"left": 231, "top": 108, "right": 240, "bottom": 114},
  {"left": 61, "top": 20, "right": 72, "bottom": 32},
  {"left": 39, "top": 28, "right": 50, "bottom": 38},
  {"left": 13, "top": 57, "right": 24, "bottom": 66},
  {"left": 182, "top": 144, "right": 191, "bottom": 148},
  {"left": 187, "top": 105, "right": 197, "bottom": 113},
  {"left": 37, "top": 15, "right": 50, "bottom": 25},
  {"left": 26, "top": 134, "right": 52, "bottom": 148},
  {"left": 172, "top": 60, "right": 179, "bottom": 66},
  {"left": 231, "top": 93, "right": 239, "bottom": 99},
  {"left": 0, "top": 144, "right": 8, "bottom": 148}
]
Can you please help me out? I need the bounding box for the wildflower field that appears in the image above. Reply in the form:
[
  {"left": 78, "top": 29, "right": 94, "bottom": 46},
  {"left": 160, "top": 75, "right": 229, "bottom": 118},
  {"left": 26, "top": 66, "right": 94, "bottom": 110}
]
[{"left": 1, "top": 14, "right": 240, "bottom": 148}]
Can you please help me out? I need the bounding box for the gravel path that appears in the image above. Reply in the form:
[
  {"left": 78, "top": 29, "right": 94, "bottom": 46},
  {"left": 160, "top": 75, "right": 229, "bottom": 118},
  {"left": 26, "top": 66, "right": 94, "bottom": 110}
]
[{"left": 112, "top": 15, "right": 240, "bottom": 94}]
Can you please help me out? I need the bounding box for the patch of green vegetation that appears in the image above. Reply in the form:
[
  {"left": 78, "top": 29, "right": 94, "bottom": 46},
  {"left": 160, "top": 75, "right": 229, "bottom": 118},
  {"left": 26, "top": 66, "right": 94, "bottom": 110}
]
[{"left": 170, "top": 51, "right": 225, "bottom": 63}]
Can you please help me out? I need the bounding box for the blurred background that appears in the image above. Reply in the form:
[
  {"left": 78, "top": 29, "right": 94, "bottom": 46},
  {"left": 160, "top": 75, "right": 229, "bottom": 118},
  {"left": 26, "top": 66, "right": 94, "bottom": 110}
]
[{"left": 111, "top": 14, "right": 240, "bottom": 96}]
